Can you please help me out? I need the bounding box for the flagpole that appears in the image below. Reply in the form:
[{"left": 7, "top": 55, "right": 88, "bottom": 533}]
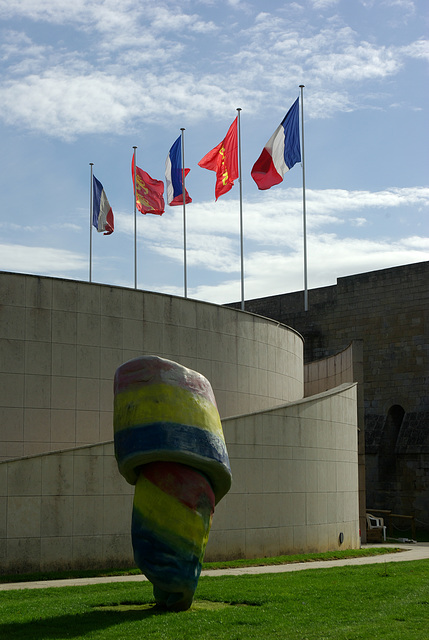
[
  {"left": 133, "top": 146, "right": 137, "bottom": 289},
  {"left": 237, "top": 108, "right": 244, "bottom": 311},
  {"left": 299, "top": 85, "right": 308, "bottom": 312},
  {"left": 180, "top": 128, "right": 187, "bottom": 298},
  {"left": 89, "top": 162, "right": 94, "bottom": 283}
]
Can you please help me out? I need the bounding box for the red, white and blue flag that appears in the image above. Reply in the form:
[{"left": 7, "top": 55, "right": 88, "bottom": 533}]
[
  {"left": 92, "top": 175, "right": 114, "bottom": 234},
  {"left": 251, "top": 97, "right": 301, "bottom": 190},
  {"left": 165, "top": 136, "right": 192, "bottom": 206}
]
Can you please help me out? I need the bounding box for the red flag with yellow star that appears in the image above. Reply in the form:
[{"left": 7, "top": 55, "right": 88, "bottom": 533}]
[{"left": 198, "top": 118, "right": 238, "bottom": 200}]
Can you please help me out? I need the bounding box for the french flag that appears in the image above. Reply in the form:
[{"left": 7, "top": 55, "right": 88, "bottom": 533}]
[
  {"left": 165, "top": 136, "right": 192, "bottom": 206},
  {"left": 92, "top": 175, "right": 114, "bottom": 235},
  {"left": 251, "top": 97, "right": 301, "bottom": 190}
]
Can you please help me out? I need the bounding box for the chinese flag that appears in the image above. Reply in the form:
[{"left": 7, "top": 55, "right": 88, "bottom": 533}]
[
  {"left": 132, "top": 156, "right": 165, "bottom": 215},
  {"left": 198, "top": 118, "right": 238, "bottom": 200}
]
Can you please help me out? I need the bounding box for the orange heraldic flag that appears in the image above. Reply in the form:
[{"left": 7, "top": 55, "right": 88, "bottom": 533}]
[
  {"left": 132, "top": 156, "right": 165, "bottom": 215},
  {"left": 198, "top": 118, "right": 238, "bottom": 200}
]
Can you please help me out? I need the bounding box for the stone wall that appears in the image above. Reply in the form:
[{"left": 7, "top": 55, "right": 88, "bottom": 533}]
[{"left": 234, "top": 261, "right": 429, "bottom": 530}]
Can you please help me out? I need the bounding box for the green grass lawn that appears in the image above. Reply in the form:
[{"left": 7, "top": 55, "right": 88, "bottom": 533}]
[{"left": 1, "top": 560, "right": 428, "bottom": 639}]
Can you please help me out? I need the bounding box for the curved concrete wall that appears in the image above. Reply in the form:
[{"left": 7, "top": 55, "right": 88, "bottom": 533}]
[
  {"left": 0, "top": 272, "right": 303, "bottom": 461},
  {"left": 0, "top": 383, "right": 358, "bottom": 573},
  {"left": 304, "top": 341, "right": 367, "bottom": 542},
  {"left": 210, "top": 383, "right": 360, "bottom": 558},
  {"left": 0, "top": 272, "right": 360, "bottom": 573},
  {"left": 305, "top": 343, "right": 354, "bottom": 397}
]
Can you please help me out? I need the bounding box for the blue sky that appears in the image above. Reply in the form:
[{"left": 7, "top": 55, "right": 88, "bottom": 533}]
[{"left": 0, "top": 0, "right": 427, "bottom": 304}]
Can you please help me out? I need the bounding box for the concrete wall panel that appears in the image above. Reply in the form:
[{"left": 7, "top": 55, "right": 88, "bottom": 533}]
[
  {"left": 0, "top": 271, "right": 360, "bottom": 573},
  {"left": 208, "top": 383, "right": 359, "bottom": 560},
  {"left": 0, "top": 383, "right": 358, "bottom": 573},
  {"left": 1, "top": 272, "right": 304, "bottom": 460}
]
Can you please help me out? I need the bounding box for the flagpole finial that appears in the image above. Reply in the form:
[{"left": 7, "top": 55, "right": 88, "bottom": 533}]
[
  {"left": 89, "top": 162, "right": 94, "bottom": 166},
  {"left": 133, "top": 146, "right": 137, "bottom": 150},
  {"left": 299, "top": 84, "right": 305, "bottom": 88},
  {"left": 180, "top": 127, "right": 185, "bottom": 131},
  {"left": 236, "top": 107, "right": 242, "bottom": 112}
]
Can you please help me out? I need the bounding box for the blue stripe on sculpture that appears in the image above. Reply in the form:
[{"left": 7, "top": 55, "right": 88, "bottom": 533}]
[{"left": 114, "top": 421, "right": 231, "bottom": 502}]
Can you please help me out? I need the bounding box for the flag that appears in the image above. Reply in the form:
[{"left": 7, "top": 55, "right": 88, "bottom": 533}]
[
  {"left": 251, "top": 97, "right": 301, "bottom": 190},
  {"left": 198, "top": 118, "right": 238, "bottom": 200},
  {"left": 132, "top": 156, "right": 165, "bottom": 215},
  {"left": 165, "top": 136, "right": 192, "bottom": 206},
  {"left": 92, "top": 175, "right": 114, "bottom": 235}
]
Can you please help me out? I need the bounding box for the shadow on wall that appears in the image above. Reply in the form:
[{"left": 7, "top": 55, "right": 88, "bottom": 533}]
[{"left": 379, "top": 405, "right": 405, "bottom": 483}]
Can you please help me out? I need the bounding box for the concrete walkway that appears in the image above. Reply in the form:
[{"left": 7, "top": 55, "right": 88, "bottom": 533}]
[{"left": 1, "top": 543, "right": 428, "bottom": 592}]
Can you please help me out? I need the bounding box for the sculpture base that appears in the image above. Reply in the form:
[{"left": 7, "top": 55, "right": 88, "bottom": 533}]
[{"left": 131, "top": 461, "right": 215, "bottom": 611}]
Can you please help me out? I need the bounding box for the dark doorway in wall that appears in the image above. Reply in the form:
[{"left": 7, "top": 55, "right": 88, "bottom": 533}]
[{"left": 379, "top": 405, "right": 405, "bottom": 482}]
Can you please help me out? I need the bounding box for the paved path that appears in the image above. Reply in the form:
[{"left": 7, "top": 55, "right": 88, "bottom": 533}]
[{"left": 1, "top": 543, "right": 428, "bottom": 592}]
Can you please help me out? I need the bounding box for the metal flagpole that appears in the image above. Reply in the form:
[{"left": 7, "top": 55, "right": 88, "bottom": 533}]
[
  {"left": 180, "top": 128, "right": 187, "bottom": 298},
  {"left": 299, "top": 85, "right": 308, "bottom": 312},
  {"left": 237, "top": 108, "right": 244, "bottom": 311},
  {"left": 89, "top": 162, "right": 94, "bottom": 283},
  {"left": 133, "top": 146, "right": 137, "bottom": 289}
]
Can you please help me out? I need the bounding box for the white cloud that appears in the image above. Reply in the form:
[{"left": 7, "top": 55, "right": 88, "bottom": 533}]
[
  {"left": 186, "top": 233, "right": 428, "bottom": 304},
  {"left": 1, "top": 29, "right": 47, "bottom": 58},
  {"left": 0, "top": 1, "right": 217, "bottom": 37},
  {"left": 111, "top": 187, "right": 429, "bottom": 293},
  {"left": 382, "top": 0, "right": 416, "bottom": 20},
  {"left": 0, "top": 70, "right": 142, "bottom": 139},
  {"left": 310, "top": 0, "right": 340, "bottom": 8},
  {"left": 402, "top": 235, "right": 429, "bottom": 249},
  {"left": 0, "top": 2, "right": 426, "bottom": 139},
  {"left": 0, "top": 0, "right": 425, "bottom": 307},
  {"left": 0, "top": 243, "right": 85, "bottom": 276},
  {"left": 0, "top": 63, "right": 253, "bottom": 138},
  {"left": 400, "top": 38, "right": 429, "bottom": 61},
  {"left": 304, "top": 90, "right": 355, "bottom": 117},
  {"left": 299, "top": 186, "right": 429, "bottom": 215},
  {"left": 310, "top": 41, "right": 401, "bottom": 81},
  {"left": 149, "top": 6, "right": 217, "bottom": 33},
  {"left": 350, "top": 217, "right": 367, "bottom": 227},
  {"left": 118, "top": 186, "right": 429, "bottom": 242},
  {"left": 0, "top": 0, "right": 133, "bottom": 27},
  {"left": 0, "top": 184, "right": 427, "bottom": 303},
  {"left": 0, "top": 221, "right": 81, "bottom": 233}
]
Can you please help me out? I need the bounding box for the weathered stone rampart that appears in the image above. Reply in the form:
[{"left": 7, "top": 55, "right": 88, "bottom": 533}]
[{"left": 232, "top": 261, "right": 429, "bottom": 531}]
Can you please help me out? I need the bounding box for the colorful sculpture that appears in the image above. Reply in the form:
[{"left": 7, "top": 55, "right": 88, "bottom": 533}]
[{"left": 114, "top": 356, "right": 232, "bottom": 611}]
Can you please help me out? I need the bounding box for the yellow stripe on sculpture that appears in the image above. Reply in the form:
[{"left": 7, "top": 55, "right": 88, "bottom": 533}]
[
  {"left": 133, "top": 474, "right": 208, "bottom": 558},
  {"left": 114, "top": 382, "right": 224, "bottom": 438}
]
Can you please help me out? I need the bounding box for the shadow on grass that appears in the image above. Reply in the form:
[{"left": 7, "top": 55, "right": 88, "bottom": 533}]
[
  {"left": 0, "top": 600, "right": 237, "bottom": 639},
  {"left": 0, "top": 604, "right": 168, "bottom": 640}
]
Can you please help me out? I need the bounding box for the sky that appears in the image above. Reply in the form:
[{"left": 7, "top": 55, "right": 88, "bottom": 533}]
[{"left": 0, "top": 0, "right": 428, "bottom": 305}]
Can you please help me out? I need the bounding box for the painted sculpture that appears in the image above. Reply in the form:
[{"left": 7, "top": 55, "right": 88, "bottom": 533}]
[{"left": 113, "top": 356, "right": 232, "bottom": 611}]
